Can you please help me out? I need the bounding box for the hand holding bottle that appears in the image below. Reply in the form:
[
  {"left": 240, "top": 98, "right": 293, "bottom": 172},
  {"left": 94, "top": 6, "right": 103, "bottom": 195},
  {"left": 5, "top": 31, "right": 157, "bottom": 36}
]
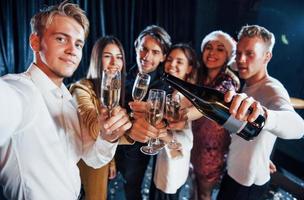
[
  {"left": 162, "top": 72, "right": 265, "bottom": 140},
  {"left": 166, "top": 94, "right": 190, "bottom": 131},
  {"left": 224, "top": 90, "right": 267, "bottom": 123}
]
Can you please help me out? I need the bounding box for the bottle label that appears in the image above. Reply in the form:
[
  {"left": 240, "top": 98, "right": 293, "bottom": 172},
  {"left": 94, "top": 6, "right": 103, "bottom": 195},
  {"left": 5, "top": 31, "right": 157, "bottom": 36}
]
[{"left": 222, "top": 115, "right": 247, "bottom": 133}]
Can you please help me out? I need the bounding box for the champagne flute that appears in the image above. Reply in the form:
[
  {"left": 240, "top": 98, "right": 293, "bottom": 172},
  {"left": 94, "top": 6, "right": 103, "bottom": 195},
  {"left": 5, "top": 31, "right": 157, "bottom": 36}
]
[
  {"left": 130, "top": 72, "right": 150, "bottom": 118},
  {"left": 100, "top": 69, "right": 121, "bottom": 118},
  {"left": 140, "top": 89, "right": 166, "bottom": 155},
  {"left": 132, "top": 72, "right": 150, "bottom": 102},
  {"left": 165, "top": 93, "right": 182, "bottom": 150}
]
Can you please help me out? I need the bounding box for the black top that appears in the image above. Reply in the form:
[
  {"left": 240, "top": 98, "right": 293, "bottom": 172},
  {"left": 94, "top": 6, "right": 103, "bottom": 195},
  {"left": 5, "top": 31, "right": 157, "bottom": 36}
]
[{"left": 125, "top": 64, "right": 172, "bottom": 113}]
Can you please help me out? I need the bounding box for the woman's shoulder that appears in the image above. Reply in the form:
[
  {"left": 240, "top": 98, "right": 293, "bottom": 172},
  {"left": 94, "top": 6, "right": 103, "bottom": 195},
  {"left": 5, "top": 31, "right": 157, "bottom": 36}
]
[
  {"left": 222, "top": 68, "right": 240, "bottom": 91},
  {"left": 69, "top": 79, "right": 94, "bottom": 94}
]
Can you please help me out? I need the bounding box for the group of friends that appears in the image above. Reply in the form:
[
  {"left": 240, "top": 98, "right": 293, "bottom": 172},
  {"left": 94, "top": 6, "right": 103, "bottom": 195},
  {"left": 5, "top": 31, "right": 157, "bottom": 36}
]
[{"left": 1, "top": 1, "right": 304, "bottom": 200}]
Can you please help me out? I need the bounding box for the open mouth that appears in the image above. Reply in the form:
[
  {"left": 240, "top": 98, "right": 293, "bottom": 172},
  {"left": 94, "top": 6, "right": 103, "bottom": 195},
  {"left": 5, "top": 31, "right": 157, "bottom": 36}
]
[
  {"left": 207, "top": 57, "right": 217, "bottom": 62},
  {"left": 238, "top": 67, "right": 248, "bottom": 73}
]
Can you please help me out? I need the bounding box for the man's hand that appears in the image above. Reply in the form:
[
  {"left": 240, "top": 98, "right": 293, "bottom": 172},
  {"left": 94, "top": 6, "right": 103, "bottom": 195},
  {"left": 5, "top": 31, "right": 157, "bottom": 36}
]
[
  {"left": 129, "top": 101, "right": 147, "bottom": 119},
  {"left": 224, "top": 90, "right": 266, "bottom": 123},
  {"left": 128, "top": 117, "right": 160, "bottom": 143}
]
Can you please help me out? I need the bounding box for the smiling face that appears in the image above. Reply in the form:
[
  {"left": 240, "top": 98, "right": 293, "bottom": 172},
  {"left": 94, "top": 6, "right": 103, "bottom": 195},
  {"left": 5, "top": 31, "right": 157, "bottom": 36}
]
[
  {"left": 30, "top": 15, "right": 85, "bottom": 86},
  {"left": 136, "top": 35, "right": 165, "bottom": 73},
  {"left": 202, "top": 40, "right": 228, "bottom": 71},
  {"left": 164, "top": 48, "right": 192, "bottom": 80},
  {"left": 236, "top": 36, "right": 270, "bottom": 86},
  {"left": 102, "top": 43, "right": 123, "bottom": 72}
]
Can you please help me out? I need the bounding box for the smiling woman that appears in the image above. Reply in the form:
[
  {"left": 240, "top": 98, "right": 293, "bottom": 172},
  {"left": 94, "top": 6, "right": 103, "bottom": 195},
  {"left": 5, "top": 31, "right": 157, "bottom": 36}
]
[{"left": 69, "top": 35, "right": 131, "bottom": 200}]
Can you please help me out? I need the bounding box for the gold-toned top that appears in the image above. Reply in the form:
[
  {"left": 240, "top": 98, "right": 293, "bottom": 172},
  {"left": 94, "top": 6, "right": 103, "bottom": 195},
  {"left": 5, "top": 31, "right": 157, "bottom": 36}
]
[
  {"left": 70, "top": 79, "right": 101, "bottom": 139},
  {"left": 290, "top": 97, "right": 304, "bottom": 109},
  {"left": 70, "top": 79, "right": 133, "bottom": 144}
]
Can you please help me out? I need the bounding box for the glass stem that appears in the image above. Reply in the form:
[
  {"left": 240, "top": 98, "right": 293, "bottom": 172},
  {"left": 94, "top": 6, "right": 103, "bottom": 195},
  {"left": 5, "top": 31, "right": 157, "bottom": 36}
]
[
  {"left": 108, "top": 108, "right": 112, "bottom": 118},
  {"left": 147, "top": 138, "right": 153, "bottom": 147}
]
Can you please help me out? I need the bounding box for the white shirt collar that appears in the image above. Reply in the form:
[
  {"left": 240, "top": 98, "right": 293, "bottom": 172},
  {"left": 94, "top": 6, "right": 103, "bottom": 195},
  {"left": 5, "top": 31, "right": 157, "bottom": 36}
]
[{"left": 26, "top": 63, "right": 72, "bottom": 101}]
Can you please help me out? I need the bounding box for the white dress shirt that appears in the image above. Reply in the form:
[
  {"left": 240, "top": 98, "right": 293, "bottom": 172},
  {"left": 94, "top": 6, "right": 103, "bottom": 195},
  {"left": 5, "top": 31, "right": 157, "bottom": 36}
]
[
  {"left": 0, "top": 64, "right": 118, "bottom": 200},
  {"left": 227, "top": 76, "right": 304, "bottom": 186},
  {"left": 153, "top": 121, "right": 193, "bottom": 194}
]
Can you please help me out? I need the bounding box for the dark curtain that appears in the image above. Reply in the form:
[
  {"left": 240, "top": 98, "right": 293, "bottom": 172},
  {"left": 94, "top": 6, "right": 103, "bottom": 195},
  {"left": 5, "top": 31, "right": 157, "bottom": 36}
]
[
  {"left": 0, "top": 0, "right": 201, "bottom": 83},
  {"left": 1, "top": 0, "right": 304, "bottom": 98}
]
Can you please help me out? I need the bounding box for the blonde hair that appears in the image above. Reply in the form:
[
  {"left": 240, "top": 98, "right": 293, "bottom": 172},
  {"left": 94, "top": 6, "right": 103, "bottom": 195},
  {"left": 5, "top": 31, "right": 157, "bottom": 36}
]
[
  {"left": 238, "top": 25, "right": 275, "bottom": 53},
  {"left": 30, "top": 0, "right": 89, "bottom": 39}
]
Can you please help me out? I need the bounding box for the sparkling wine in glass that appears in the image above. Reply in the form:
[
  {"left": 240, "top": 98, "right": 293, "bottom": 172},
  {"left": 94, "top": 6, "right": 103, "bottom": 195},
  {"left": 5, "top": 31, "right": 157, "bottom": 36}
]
[
  {"left": 132, "top": 72, "right": 150, "bottom": 102},
  {"left": 165, "top": 93, "right": 182, "bottom": 150},
  {"left": 140, "top": 89, "right": 166, "bottom": 155},
  {"left": 100, "top": 69, "right": 121, "bottom": 118}
]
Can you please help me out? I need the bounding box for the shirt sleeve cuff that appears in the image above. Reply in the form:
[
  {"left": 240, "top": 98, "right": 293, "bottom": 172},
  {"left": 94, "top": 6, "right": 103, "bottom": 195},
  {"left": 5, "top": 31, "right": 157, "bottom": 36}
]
[{"left": 262, "top": 109, "right": 276, "bottom": 132}]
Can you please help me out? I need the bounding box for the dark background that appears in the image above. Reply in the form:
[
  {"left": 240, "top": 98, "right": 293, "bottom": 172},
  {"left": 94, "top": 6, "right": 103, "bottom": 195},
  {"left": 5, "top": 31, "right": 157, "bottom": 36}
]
[{"left": 0, "top": 0, "right": 303, "bottom": 180}]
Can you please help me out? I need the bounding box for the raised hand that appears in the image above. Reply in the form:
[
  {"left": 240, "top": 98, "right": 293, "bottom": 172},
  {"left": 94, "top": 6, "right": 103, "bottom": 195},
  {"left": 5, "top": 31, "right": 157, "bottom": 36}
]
[
  {"left": 128, "top": 117, "right": 159, "bottom": 143},
  {"left": 128, "top": 101, "right": 147, "bottom": 119},
  {"left": 99, "top": 106, "right": 132, "bottom": 142},
  {"left": 166, "top": 108, "right": 188, "bottom": 131}
]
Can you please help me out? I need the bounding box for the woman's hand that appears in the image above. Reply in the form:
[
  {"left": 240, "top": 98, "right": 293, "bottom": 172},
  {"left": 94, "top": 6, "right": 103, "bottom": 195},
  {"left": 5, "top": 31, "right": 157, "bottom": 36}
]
[
  {"left": 99, "top": 106, "right": 132, "bottom": 142},
  {"left": 269, "top": 160, "right": 277, "bottom": 174},
  {"left": 166, "top": 108, "right": 188, "bottom": 131},
  {"left": 108, "top": 162, "right": 117, "bottom": 180}
]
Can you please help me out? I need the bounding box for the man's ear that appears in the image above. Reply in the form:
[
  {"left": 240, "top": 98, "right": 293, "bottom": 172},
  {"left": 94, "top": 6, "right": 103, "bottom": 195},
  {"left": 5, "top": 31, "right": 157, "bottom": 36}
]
[
  {"left": 160, "top": 54, "right": 166, "bottom": 62},
  {"left": 264, "top": 51, "right": 272, "bottom": 64},
  {"left": 187, "top": 65, "right": 193, "bottom": 74},
  {"left": 29, "top": 33, "right": 40, "bottom": 52}
]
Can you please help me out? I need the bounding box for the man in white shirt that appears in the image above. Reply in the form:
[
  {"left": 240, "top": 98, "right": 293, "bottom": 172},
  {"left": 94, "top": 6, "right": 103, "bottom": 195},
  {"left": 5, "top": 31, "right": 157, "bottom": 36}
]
[
  {"left": 217, "top": 25, "right": 304, "bottom": 199},
  {"left": 0, "top": 1, "right": 131, "bottom": 200}
]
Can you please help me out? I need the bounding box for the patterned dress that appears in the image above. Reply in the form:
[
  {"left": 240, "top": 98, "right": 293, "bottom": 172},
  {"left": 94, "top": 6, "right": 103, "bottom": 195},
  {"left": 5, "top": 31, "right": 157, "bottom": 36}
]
[{"left": 191, "top": 67, "right": 239, "bottom": 183}]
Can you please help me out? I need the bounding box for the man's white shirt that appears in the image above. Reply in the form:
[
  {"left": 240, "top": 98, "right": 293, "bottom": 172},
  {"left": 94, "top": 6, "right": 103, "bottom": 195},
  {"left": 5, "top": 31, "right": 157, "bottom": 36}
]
[{"left": 0, "top": 64, "right": 118, "bottom": 200}]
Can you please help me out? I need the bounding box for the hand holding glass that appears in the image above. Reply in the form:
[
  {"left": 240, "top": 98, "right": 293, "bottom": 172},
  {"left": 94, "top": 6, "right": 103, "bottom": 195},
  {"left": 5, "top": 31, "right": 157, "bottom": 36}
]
[
  {"left": 132, "top": 72, "right": 150, "bottom": 101},
  {"left": 140, "top": 89, "right": 166, "bottom": 155},
  {"left": 100, "top": 69, "right": 121, "bottom": 118},
  {"left": 131, "top": 72, "right": 150, "bottom": 119},
  {"left": 165, "top": 93, "right": 182, "bottom": 150}
]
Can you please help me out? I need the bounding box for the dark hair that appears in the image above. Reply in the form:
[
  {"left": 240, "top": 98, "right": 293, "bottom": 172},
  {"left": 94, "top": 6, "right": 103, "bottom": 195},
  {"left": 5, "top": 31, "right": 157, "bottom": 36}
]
[
  {"left": 134, "top": 25, "right": 172, "bottom": 55},
  {"left": 166, "top": 43, "right": 199, "bottom": 84},
  {"left": 30, "top": 0, "right": 89, "bottom": 39},
  {"left": 86, "top": 36, "right": 126, "bottom": 106}
]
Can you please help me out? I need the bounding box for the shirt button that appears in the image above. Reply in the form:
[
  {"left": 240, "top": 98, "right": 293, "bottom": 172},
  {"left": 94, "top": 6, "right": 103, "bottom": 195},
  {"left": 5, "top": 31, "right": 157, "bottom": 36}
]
[{"left": 55, "top": 91, "right": 63, "bottom": 98}]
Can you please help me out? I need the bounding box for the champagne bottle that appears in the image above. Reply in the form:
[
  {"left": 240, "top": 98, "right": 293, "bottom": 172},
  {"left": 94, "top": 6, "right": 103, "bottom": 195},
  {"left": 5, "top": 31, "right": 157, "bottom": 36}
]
[{"left": 162, "top": 72, "right": 265, "bottom": 141}]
